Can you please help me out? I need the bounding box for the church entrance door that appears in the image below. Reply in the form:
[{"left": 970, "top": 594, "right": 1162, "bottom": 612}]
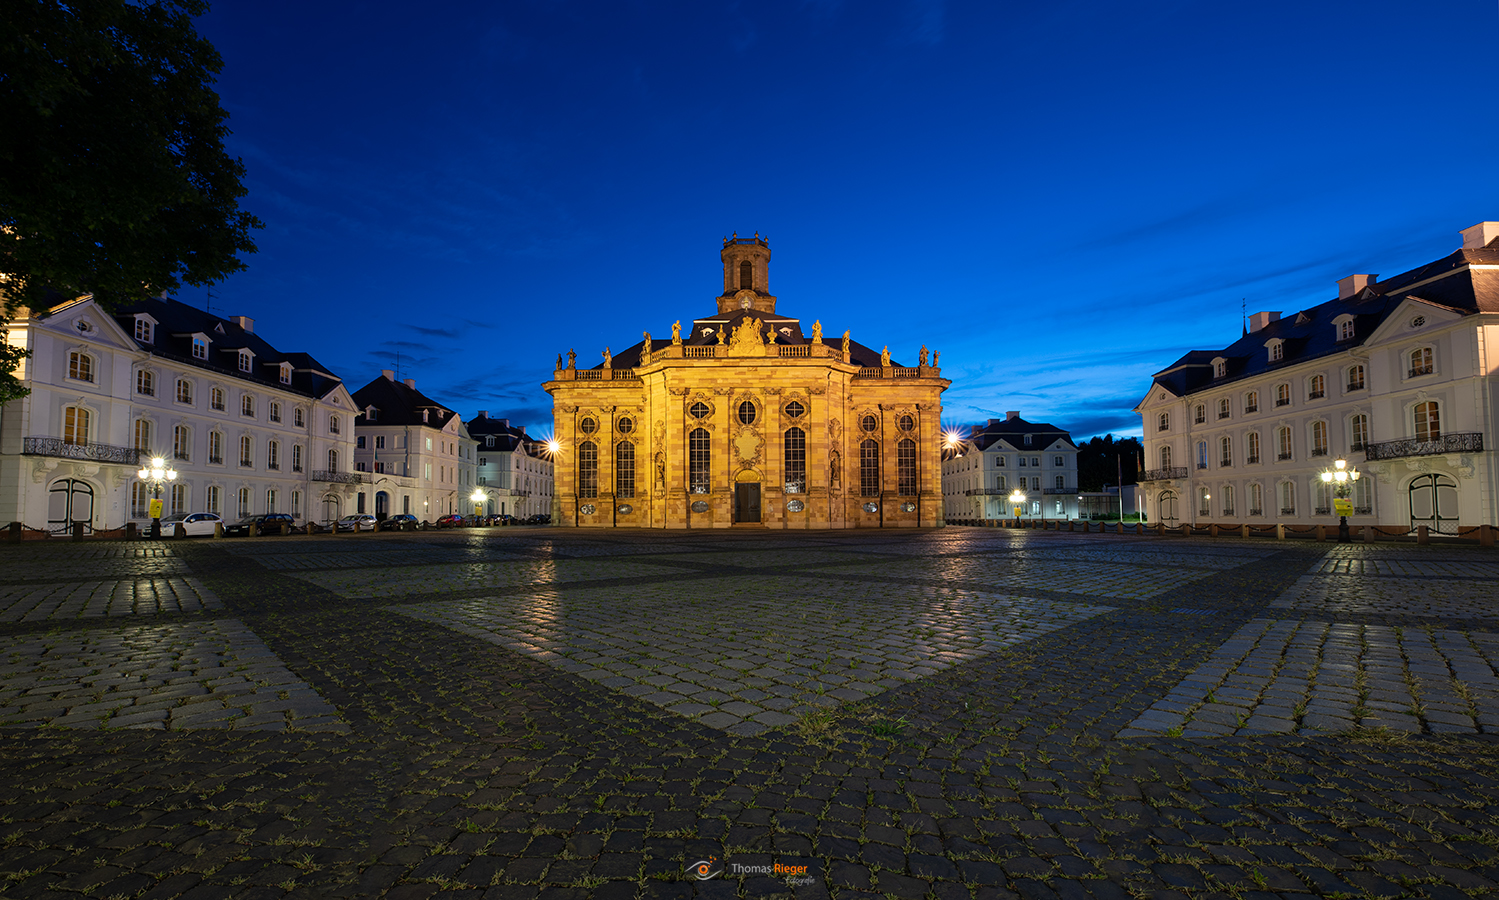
[{"left": 734, "top": 483, "right": 761, "bottom": 523}]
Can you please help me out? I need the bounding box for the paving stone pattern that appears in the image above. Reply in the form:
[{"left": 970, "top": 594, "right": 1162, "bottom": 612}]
[
  {"left": 394, "top": 577, "right": 1111, "bottom": 736},
  {"left": 1271, "top": 573, "right": 1499, "bottom": 619},
  {"left": 1123, "top": 618, "right": 1499, "bottom": 737},
  {"left": 2, "top": 529, "right": 1499, "bottom": 900},
  {"left": 0, "top": 576, "right": 222, "bottom": 621},
  {"left": 0, "top": 619, "right": 345, "bottom": 732}
]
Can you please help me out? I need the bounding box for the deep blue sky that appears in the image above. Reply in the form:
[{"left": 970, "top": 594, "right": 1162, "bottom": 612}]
[{"left": 178, "top": 0, "right": 1499, "bottom": 440}]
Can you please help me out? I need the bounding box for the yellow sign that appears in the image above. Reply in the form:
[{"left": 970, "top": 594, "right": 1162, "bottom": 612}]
[
  {"left": 1333, "top": 498, "right": 1353, "bottom": 516},
  {"left": 148, "top": 498, "right": 163, "bottom": 519}
]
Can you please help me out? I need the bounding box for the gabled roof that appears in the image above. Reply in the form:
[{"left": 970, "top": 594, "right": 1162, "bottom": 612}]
[
  {"left": 351, "top": 373, "right": 461, "bottom": 430},
  {"left": 47, "top": 294, "right": 347, "bottom": 400},
  {"left": 591, "top": 306, "right": 893, "bottom": 369},
  {"left": 970, "top": 415, "right": 1076, "bottom": 452},
  {"left": 1149, "top": 243, "right": 1499, "bottom": 399},
  {"left": 467, "top": 413, "right": 530, "bottom": 452}
]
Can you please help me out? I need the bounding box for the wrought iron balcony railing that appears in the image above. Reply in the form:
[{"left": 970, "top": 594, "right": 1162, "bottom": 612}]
[
  {"left": 1141, "top": 466, "right": 1188, "bottom": 481},
  {"left": 1364, "top": 432, "right": 1483, "bottom": 461},
  {"left": 23, "top": 436, "right": 141, "bottom": 465},
  {"left": 1042, "top": 486, "right": 1073, "bottom": 495},
  {"left": 312, "top": 470, "right": 363, "bottom": 483}
]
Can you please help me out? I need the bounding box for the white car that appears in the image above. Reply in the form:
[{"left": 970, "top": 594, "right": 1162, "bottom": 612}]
[{"left": 160, "top": 512, "right": 224, "bottom": 537}]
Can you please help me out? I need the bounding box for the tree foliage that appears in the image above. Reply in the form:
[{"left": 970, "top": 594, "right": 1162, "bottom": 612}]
[
  {"left": 1076, "top": 434, "right": 1143, "bottom": 492},
  {"left": 0, "top": 0, "right": 260, "bottom": 328}
]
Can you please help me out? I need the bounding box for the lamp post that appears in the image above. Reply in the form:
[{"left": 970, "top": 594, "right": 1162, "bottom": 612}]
[
  {"left": 470, "top": 488, "right": 486, "bottom": 524},
  {"left": 1319, "top": 458, "right": 1360, "bottom": 543},
  {"left": 1009, "top": 488, "right": 1027, "bottom": 528},
  {"left": 135, "top": 456, "right": 177, "bottom": 539}
]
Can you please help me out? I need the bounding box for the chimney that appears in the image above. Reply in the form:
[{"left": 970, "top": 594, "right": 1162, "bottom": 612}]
[
  {"left": 381, "top": 369, "right": 394, "bottom": 381},
  {"left": 229, "top": 316, "right": 254, "bottom": 333},
  {"left": 476, "top": 410, "right": 487, "bottom": 419},
  {"left": 1248, "top": 311, "right": 1281, "bottom": 333},
  {"left": 1461, "top": 221, "right": 1499, "bottom": 250},
  {"left": 404, "top": 378, "right": 416, "bottom": 389},
  {"left": 1337, "top": 274, "right": 1377, "bottom": 299},
  {"left": 498, "top": 418, "right": 509, "bottom": 427},
  {"left": 1006, "top": 411, "right": 1020, "bottom": 421}
]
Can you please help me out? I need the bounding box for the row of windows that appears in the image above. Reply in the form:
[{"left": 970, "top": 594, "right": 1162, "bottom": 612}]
[
  {"left": 82, "top": 412, "right": 338, "bottom": 472},
  {"left": 72, "top": 349, "right": 295, "bottom": 391},
  {"left": 577, "top": 431, "right": 920, "bottom": 498},
  {"left": 1185, "top": 350, "right": 1441, "bottom": 430},
  {"left": 65, "top": 355, "right": 334, "bottom": 429},
  {"left": 995, "top": 455, "right": 1065, "bottom": 468},
  {"left": 584, "top": 404, "right": 918, "bottom": 434},
  {"left": 1180, "top": 478, "right": 1374, "bottom": 518},
  {"left": 128, "top": 483, "right": 304, "bottom": 519},
  {"left": 1164, "top": 402, "right": 1443, "bottom": 471},
  {"left": 992, "top": 475, "right": 1066, "bottom": 491}
]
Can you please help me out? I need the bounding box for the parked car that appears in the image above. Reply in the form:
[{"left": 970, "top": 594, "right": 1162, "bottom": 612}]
[
  {"left": 160, "top": 512, "right": 223, "bottom": 537},
  {"left": 379, "top": 514, "right": 422, "bottom": 532},
  {"left": 334, "top": 514, "right": 378, "bottom": 532},
  {"left": 222, "top": 513, "right": 297, "bottom": 537},
  {"left": 435, "top": 514, "right": 465, "bottom": 528},
  {"left": 525, "top": 514, "right": 551, "bottom": 525}
]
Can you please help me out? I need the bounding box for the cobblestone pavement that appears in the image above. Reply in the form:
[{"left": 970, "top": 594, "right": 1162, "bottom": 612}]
[{"left": 1, "top": 527, "right": 1498, "bottom": 900}]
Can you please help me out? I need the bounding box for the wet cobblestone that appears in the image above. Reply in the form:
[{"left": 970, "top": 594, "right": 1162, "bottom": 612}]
[{"left": 0, "top": 528, "right": 1496, "bottom": 900}]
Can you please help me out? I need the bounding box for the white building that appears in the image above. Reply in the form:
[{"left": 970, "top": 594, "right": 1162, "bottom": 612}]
[
  {"left": 1, "top": 294, "right": 360, "bottom": 532},
  {"left": 1135, "top": 220, "right": 1499, "bottom": 534},
  {"left": 350, "top": 371, "right": 478, "bottom": 522},
  {"left": 942, "top": 412, "right": 1079, "bottom": 522},
  {"left": 466, "top": 412, "right": 554, "bottom": 519}
]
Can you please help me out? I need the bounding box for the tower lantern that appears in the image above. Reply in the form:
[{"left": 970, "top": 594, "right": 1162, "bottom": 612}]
[{"left": 716, "top": 233, "right": 776, "bottom": 314}]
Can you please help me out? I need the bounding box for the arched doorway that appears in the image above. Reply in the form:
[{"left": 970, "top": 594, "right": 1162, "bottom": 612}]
[
  {"left": 1157, "top": 489, "right": 1179, "bottom": 526},
  {"left": 1408, "top": 473, "right": 1458, "bottom": 535},
  {"left": 322, "top": 493, "right": 340, "bottom": 523},
  {"left": 375, "top": 490, "right": 390, "bottom": 520},
  {"left": 47, "top": 478, "right": 94, "bottom": 535}
]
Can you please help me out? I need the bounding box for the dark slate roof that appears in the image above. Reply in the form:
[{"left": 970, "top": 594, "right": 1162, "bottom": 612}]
[
  {"left": 86, "top": 295, "right": 346, "bottom": 400},
  {"left": 467, "top": 413, "right": 530, "bottom": 452},
  {"left": 971, "top": 416, "right": 1076, "bottom": 452},
  {"left": 591, "top": 307, "right": 893, "bottom": 369},
  {"left": 350, "top": 374, "right": 460, "bottom": 430},
  {"left": 1149, "top": 244, "right": 1499, "bottom": 399}
]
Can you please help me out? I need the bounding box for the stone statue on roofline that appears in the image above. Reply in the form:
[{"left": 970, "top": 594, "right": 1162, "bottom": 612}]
[
  {"left": 812, "top": 320, "right": 823, "bottom": 344},
  {"left": 934, "top": 351, "right": 940, "bottom": 367},
  {"left": 602, "top": 347, "right": 611, "bottom": 369},
  {"left": 881, "top": 345, "right": 891, "bottom": 367},
  {"left": 567, "top": 348, "right": 576, "bottom": 370},
  {"left": 642, "top": 331, "right": 652, "bottom": 364},
  {"left": 556, "top": 353, "right": 563, "bottom": 371},
  {"left": 919, "top": 345, "right": 928, "bottom": 367},
  {"left": 841, "top": 330, "right": 850, "bottom": 358},
  {"left": 671, "top": 320, "right": 681, "bottom": 344}
]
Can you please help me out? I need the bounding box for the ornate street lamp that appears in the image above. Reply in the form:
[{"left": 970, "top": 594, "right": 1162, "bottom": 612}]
[
  {"left": 135, "top": 456, "right": 177, "bottom": 539},
  {"left": 1009, "top": 488, "right": 1027, "bottom": 527},
  {"left": 1319, "top": 458, "right": 1361, "bottom": 543},
  {"left": 470, "top": 488, "right": 486, "bottom": 523}
]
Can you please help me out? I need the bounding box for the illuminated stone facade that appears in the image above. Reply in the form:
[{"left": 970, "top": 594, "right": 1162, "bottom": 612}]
[{"left": 544, "top": 236, "right": 950, "bottom": 529}]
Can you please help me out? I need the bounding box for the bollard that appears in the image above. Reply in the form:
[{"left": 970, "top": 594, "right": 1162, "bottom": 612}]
[
  {"left": 174, "top": 522, "right": 186, "bottom": 539},
  {"left": 307, "top": 523, "right": 314, "bottom": 536},
  {"left": 1241, "top": 524, "right": 1249, "bottom": 539},
  {"left": 1316, "top": 525, "right": 1326, "bottom": 542},
  {"left": 72, "top": 522, "right": 84, "bottom": 542},
  {"left": 1210, "top": 524, "right": 1219, "bottom": 538},
  {"left": 1364, "top": 524, "right": 1374, "bottom": 543},
  {"left": 213, "top": 522, "right": 223, "bottom": 538},
  {"left": 126, "top": 522, "right": 137, "bottom": 540},
  {"left": 7, "top": 522, "right": 20, "bottom": 543},
  {"left": 1157, "top": 523, "right": 1165, "bottom": 536},
  {"left": 1480, "top": 524, "right": 1494, "bottom": 548},
  {"left": 1136, "top": 522, "right": 1143, "bottom": 535},
  {"left": 1275, "top": 524, "right": 1286, "bottom": 540},
  {"left": 249, "top": 521, "right": 258, "bottom": 538},
  {"left": 1418, "top": 525, "right": 1429, "bottom": 545}
]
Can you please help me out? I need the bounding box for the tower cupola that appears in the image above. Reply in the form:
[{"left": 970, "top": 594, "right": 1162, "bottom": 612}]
[{"left": 716, "top": 232, "right": 776, "bottom": 314}]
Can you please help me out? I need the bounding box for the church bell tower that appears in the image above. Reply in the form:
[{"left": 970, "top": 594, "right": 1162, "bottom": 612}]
[{"left": 716, "top": 233, "right": 777, "bottom": 315}]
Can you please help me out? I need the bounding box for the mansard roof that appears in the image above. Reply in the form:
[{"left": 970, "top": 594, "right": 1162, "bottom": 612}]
[
  {"left": 350, "top": 373, "right": 461, "bottom": 430},
  {"left": 78, "top": 294, "right": 346, "bottom": 400},
  {"left": 591, "top": 306, "right": 892, "bottom": 370},
  {"left": 466, "top": 413, "right": 530, "bottom": 451},
  {"left": 971, "top": 415, "right": 1076, "bottom": 452},
  {"left": 1149, "top": 243, "right": 1499, "bottom": 399}
]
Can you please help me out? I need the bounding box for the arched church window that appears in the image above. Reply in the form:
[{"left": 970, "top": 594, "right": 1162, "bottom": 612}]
[
  {"left": 860, "top": 439, "right": 880, "bottom": 496},
  {"left": 578, "top": 441, "right": 598, "bottom": 498},
  {"left": 688, "top": 428, "right": 711, "bottom": 493},
  {"left": 739, "top": 260, "right": 753, "bottom": 290},
  {"left": 615, "top": 441, "right": 634, "bottom": 498},
  {"left": 784, "top": 427, "right": 806, "bottom": 493}
]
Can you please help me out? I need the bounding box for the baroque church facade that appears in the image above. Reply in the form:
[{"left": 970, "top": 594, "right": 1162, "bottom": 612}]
[{"left": 544, "top": 236, "right": 950, "bottom": 528}]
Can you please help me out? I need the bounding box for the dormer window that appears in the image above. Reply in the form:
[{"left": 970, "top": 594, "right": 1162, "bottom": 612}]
[
  {"left": 133, "top": 316, "right": 154, "bottom": 343},
  {"left": 366, "top": 406, "right": 379, "bottom": 422},
  {"left": 1213, "top": 358, "right": 1227, "bottom": 379},
  {"left": 238, "top": 350, "right": 252, "bottom": 373},
  {"left": 1267, "top": 339, "right": 1284, "bottom": 362},
  {"left": 279, "top": 363, "right": 291, "bottom": 385},
  {"left": 192, "top": 336, "right": 208, "bottom": 360},
  {"left": 1333, "top": 314, "right": 1355, "bottom": 342},
  {"left": 1024, "top": 434, "right": 1033, "bottom": 446}
]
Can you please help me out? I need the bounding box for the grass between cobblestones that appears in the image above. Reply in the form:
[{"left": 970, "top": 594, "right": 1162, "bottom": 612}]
[{"left": 0, "top": 527, "right": 1497, "bottom": 900}]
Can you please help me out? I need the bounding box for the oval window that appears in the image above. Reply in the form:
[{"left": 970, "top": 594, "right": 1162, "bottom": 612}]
[
  {"left": 617, "top": 504, "right": 633, "bottom": 514},
  {"left": 898, "top": 414, "right": 914, "bottom": 432},
  {"left": 861, "top": 415, "right": 879, "bottom": 432},
  {"left": 863, "top": 501, "right": 879, "bottom": 513},
  {"left": 787, "top": 499, "right": 805, "bottom": 512},
  {"left": 738, "top": 401, "right": 757, "bottom": 425},
  {"left": 785, "top": 401, "right": 805, "bottom": 419},
  {"left": 617, "top": 417, "right": 634, "bottom": 434},
  {"left": 579, "top": 503, "right": 596, "bottom": 515},
  {"left": 690, "top": 500, "right": 710, "bottom": 513},
  {"left": 579, "top": 417, "right": 597, "bottom": 434},
  {"left": 689, "top": 402, "right": 710, "bottom": 419}
]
